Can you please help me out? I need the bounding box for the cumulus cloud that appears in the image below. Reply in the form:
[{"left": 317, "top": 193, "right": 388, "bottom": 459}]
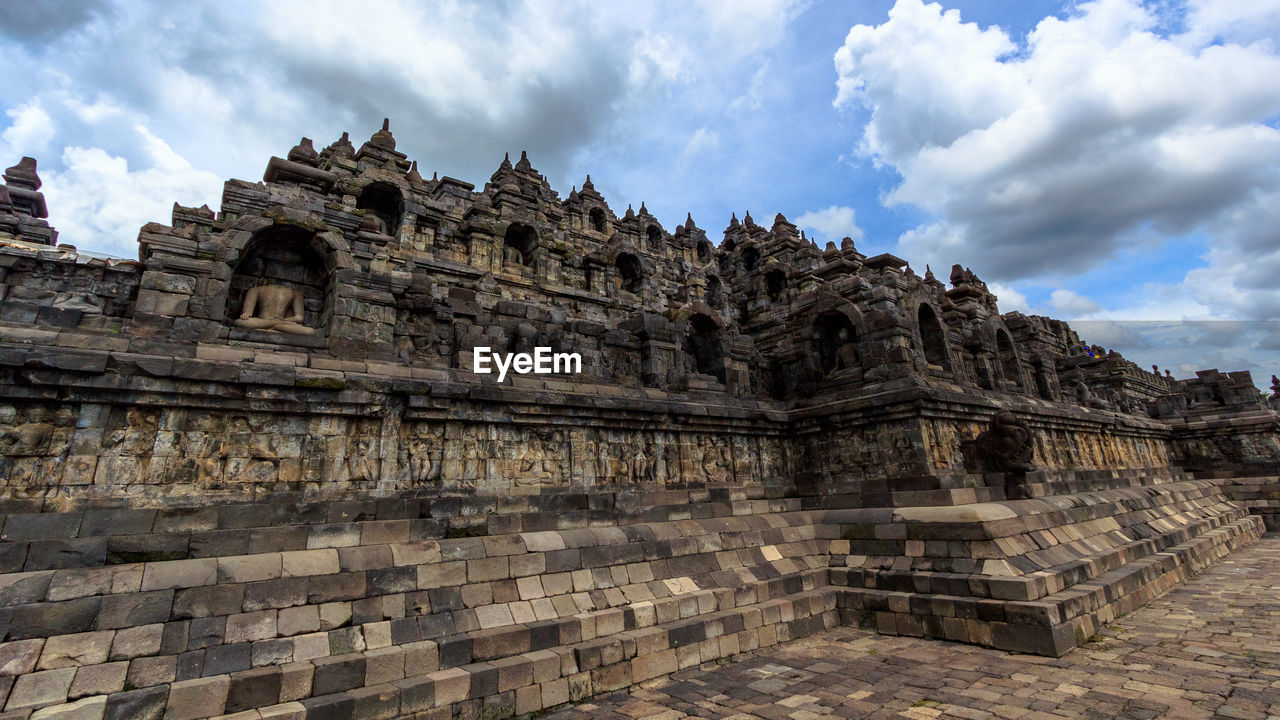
[
  {"left": 833, "top": 0, "right": 1280, "bottom": 322},
  {"left": 1, "top": 102, "right": 55, "bottom": 158},
  {"left": 1, "top": 0, "right": 805, "bottom": 255},
  {"left": 40, "top": 125, "right": 223, "bottom": 258},
  {"left": 1049, "top": 289, "right": 1102, "bottom": 318},
  {"left": 795, "top": 205, "right": 863, "bottom": 242}
]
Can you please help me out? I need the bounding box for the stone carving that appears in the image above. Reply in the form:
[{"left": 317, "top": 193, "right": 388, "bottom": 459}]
[
  {"left": 503, "top": 244, "right": 524, "bottom": 266},
  {"left": 235, "top": 280, "right": 315, "bottom": 335},
  {"left": 1074, "top": 382, "right": 1115, "bottom": 411},
  {"left": 969, "top": 411, "right": 1036, "bottom": 499}
]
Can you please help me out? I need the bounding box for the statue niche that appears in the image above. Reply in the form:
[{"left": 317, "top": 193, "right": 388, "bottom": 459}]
[
  {"left": 615, "top": 252, "right": 643, "bottom": 294},
  {"left": 503, "top": 222, "right": 537, "bottom": 267},
  {"left": 356, "top": 181, "right": 403, "bottom": 236},
  {"left": 814, "top": 311, "right": 859, "bottom": 378},
  {"left": 683, "top": 313, "right": 725, "bottom": 382},
  {"left": 228, "top": 225, "right": 330, "bottom": 336}
]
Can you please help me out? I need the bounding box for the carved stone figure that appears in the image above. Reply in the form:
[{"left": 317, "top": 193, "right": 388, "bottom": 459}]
[
  {"left": 235, "top": 280, "right": 315, "bottom": 335},
  {"left": 503, "top": 244, "right": 523, "bottom": 266},
  {"left": 969, "top": 411, "right": 1036, "bottom": 499}
]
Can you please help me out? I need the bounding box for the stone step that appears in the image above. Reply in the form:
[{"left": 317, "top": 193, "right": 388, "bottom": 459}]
[
  {"left": 0, "top": 491, "right": 811, "bottom": 573},
  {"left": 833, "top": 514, "right": 1263, "bottom": 656}
]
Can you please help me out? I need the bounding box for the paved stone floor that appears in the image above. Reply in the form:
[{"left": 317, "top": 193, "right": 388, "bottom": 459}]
[{"left": 543, "top": 535, "right": 1280, "bottom": 720}]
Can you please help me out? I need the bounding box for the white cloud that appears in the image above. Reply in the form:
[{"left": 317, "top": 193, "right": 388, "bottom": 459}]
[
  {"left": 1, "top": 0, "right": 808, "bottom": 255},
  {"left": 794, "top": 205, "right": 863, "bottom": 242},
  {"left": 40, "top": 125, "right": 223, "bottom": 258},
  {"left": 1048, "top": 289, "right": 1102, "bottom": 318},
  {"left": 987, "top": 282, "right": 1032, "bottom": 314},
  {"left": 681, "top": 126, "right": 721, "bottom": 159},
  {"left": 1, "top": 102, "right": 55, "bottom": 158},
  {"left": 833, "top": 0, "right": 1280, "bottom": 323}
]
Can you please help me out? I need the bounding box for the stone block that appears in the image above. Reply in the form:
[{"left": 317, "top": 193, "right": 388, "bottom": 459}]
[
  {"left": 0, "top": 640, "right": 45, "bottom": 677},
  {"left": 0, "top": 571, "right": 55, "bottom": 606},
  {"left": 278, "top": 662, "right": 313, "bottom": 702},
  {"left": 277, "top": 606, "right": 320, "bottom": 637},
  {"left": 225, "top": 610, "right": 277, "bottom": 643},
  {"left": 28, "top": 694, "right": 106, "bottom": 720},
  {"left": 394, "top": 676, "right": 434, "bottom": 715},
  {"left": 173, "top": 585, "right": 242, "bottom": 620},
  {"left": 364, "top": 646, "right": 405, "bottom": 686},
  {"left": 126, "top": 655, "right": 176, "bottom": 687},
  {"left": 97, "top": 590, "right": 174, "bottom": 629},
  {"left": 427, "top": 668, "right": 470, "bottom": 708},
  {"left": 310, "top": 654, "right": 365, "bottom": 695},
  {"left": 5, "top": 667, "right": 76, "bottom": 711},
  {"left": 280, "top": 550, "right": 339, "bottom": 578},
  {"left": 349, "top": 684, "right": 399, "bottom": 720},
  {"left": 7, "top": 598, "right": 101, "bottom": 640},
  {"left": 37, "top": 631, "right": 114, "bottom": 669},
  {"left": 68, "top": 661, "right": 127, "bottom": 698},
  {"left": 416, "top": 562, "right": 464, "bottom": 590},
  {"left": 165, "top": 675, "right": 230, "bottom": 720},
  {"left": 103, "top": 685, "right": 168, "bottom": 720},
  {"left": 225, "top": 666, "right": 282, "bottom": 713},
  {"left": 140, "top": 559, "right": 217, "bottom": 591},
  {"left": 203, "top": 643, "right": 252, "bottom": 676},
  {"left": 242, "top": 577, "right": 307, "bottom": 612},
  {"left": 217, "top": 554, "right": 282, "bottom": 584}
]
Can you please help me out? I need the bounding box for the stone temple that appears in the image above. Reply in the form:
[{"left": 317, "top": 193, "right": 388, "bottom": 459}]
[{"left": 0, "top": 121, "right": 1277, "bottom": 720}]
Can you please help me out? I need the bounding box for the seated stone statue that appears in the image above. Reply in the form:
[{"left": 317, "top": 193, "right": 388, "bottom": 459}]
[
  {"left": 503, "top": 244, "right": 524, "bottom": 265},
  {"left": 235, "top": 280, "right": 316, "bottom": 335}
]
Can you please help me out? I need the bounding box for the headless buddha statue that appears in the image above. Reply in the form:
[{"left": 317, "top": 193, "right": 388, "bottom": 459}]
[
  {"left": 503, "top": 244, "right": 524, "bottom": 266},
  {"left": 235, "top": 280, "right": 316, "bottom": 335}
]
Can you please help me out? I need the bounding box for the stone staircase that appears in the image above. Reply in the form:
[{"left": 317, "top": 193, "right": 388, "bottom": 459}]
[{"left": 0, "top": 480, "right": 1262, "bottom": 720}]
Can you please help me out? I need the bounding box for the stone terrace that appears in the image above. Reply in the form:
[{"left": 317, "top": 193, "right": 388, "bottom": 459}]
[{"left": 544, "top": 532, "right": 1280, "bottom": 720}]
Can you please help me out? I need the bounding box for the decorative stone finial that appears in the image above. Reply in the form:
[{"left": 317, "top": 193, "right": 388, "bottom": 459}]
[
  {"left": 407, "top": 160, "right": 424, "bottom": 185},
  {"left": 624, "top": 204, "right": 635, "bottom": 220},
  {"left": 287, "top": 138, "right": 319, "bottom": 166},
  {"left": 500, "top": 152, "right": 513, "bottom": 171},
  {"left": 685, "top": 212, "right": 697, "bottom": 231},
  {"left": 774, "top": 212, "right": 788, "bottom": 225},
  {"left": 583, "top": 174, "right": 594, "bottom": 191},
  {"left": 728, "top": 212, "right": 739, "bottom": 228},
  {"left": 639, "top": 201, "right": 648, "bottom": 215},
  {"left": 327, "top": 132, "right": 355, "bottom": 158},
  {"left": 840, "top": 236, "right": 855, "bottom": 252},
  {"left": 925, "top": 264, "right": 935, "bottom": 282},
  {"left": 515, "top": 150, "right": 532, "bottom": 172},
  {"left": 370, "top": 118, "right": 396, "bottom": 151},
  {"left": 743, "top": 210, "right": 754, "bottom": 226},
  {"left": 4, "top": 157, "right": 41, "bottom": 191}
]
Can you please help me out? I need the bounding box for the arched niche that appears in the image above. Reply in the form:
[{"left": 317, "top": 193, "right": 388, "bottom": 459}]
[
  {"left": 356, "top": 182, "right": 404, "bottom": 235},
  {"left": 706, "top": 275, "right": 723, "bottom": 307},
  {"left": 742, "top": 246, "right": 760, "bottom": 272},
  {"left": 589, "top": 207, "right": 607, "bottom": 233},
  {"left": 765, "top": 269, "right": 787, "bottom": 302},
  {"left": 696, "top": 239, "right": 714, "bottom": 263},
  {"left": 814, "top": 311, "right": 859, "bottom": 377},
  {"left": 615, "top": 252, "right": 643, "bottom": 294},
  {"left": 684, "top": 313, "right": 725, "bottom": 382},
  {"left": 996, "top": 329, "right": 1021, "bottom": 388},
  {"left": 917, "top": 303, "right": 951, "bottom": 371},
  {"left": 646, "top": 224, "right": 662, "bottom": 248},
  {"left": 227, "top": 224, "right": 333, "bottom": 334},
  {"left": 502, "top": 222, "right": 537, "bottom": 267}
]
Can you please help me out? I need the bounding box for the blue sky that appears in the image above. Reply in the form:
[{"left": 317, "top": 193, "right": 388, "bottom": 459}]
[{"left": 2, "top": 0, "right": 1279, "bottom": 388}]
